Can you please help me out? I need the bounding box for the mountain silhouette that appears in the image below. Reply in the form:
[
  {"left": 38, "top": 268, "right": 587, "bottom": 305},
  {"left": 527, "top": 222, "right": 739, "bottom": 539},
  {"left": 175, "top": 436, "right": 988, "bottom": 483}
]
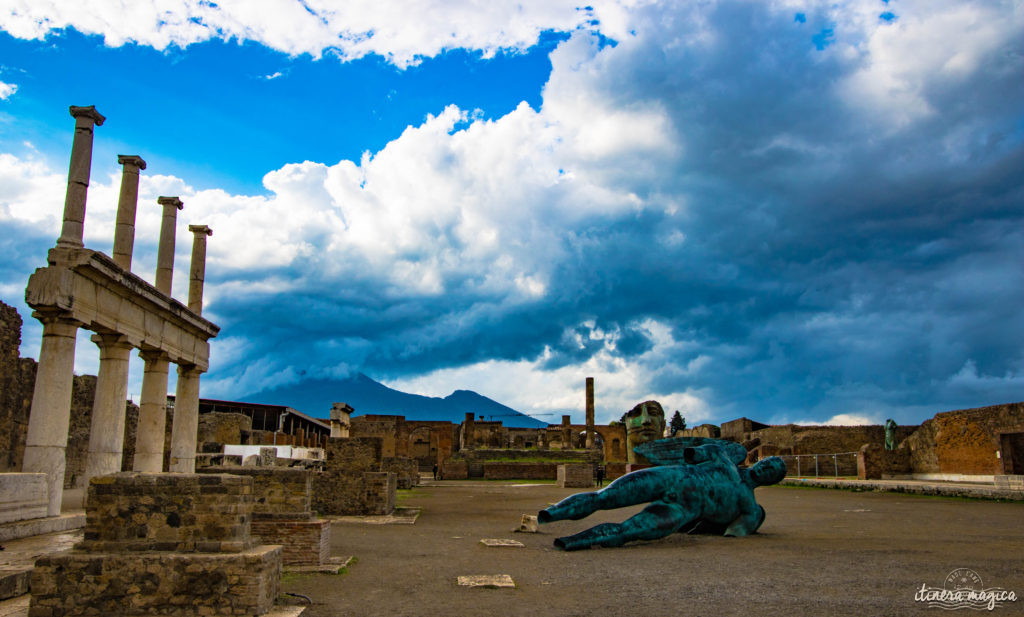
[{"left": 245, "top": 373, "right": 550, "bottom": 428}]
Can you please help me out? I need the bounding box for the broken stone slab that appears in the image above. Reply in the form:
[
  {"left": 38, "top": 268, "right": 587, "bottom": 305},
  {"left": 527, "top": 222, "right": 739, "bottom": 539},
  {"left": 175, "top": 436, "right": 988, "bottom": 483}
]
[
  {"left": 457, "top": 575, "right": 515, "bottom": 588},
  {"left": 479, "top": 539, "right": 524, "bottom": 547},
  {"left": 513, "top": 514, "right": 538, "bottom": 533}
]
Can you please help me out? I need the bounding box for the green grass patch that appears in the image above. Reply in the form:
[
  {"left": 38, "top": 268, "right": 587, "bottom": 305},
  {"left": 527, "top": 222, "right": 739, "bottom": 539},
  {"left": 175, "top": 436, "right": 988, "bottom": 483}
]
[{"left": 775, "top": 483, "right": 1024, "bottom": 503}]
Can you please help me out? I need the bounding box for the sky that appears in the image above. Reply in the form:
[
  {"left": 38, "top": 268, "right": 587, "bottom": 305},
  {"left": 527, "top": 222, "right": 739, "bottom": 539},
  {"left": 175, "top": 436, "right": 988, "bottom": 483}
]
[{"left": 0, "top": 0, "right": 1021, "bottom": 428}]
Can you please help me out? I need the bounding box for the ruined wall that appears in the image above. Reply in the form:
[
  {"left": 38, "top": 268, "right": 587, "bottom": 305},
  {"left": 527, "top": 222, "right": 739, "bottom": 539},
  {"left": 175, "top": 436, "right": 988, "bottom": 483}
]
[
  {"left": 904, "top": 403, "right": 1024, "bottom": 476},
  {"left": 482, "top": 462, "right": 558, "bottom": 480},
  {"left": 312, "top": 437, "right": 395, "bottom": 515},
  {"left": 197, "top": 412, "right": 252, "bottom": 449},
  {"left": 381, "top": 457, "right": 419, "bottom": 489}
]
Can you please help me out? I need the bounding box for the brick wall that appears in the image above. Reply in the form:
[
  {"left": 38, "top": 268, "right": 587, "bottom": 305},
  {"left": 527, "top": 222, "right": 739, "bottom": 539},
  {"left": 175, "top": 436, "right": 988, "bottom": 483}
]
[
  {"left": 251, "top": 518, "right": 329, "bottom": 566},
  {"left": 904, "top": 403, "right": 1024, "bottom": 475},
  {"left": 382, "top": 457, "right": 419, "bottom": 489},
  {"left": 313, "top": 437, "right": 396, "bottom": 515},
  {"left": 557, "top": 464, "right": 594, "bottom": 488},
  {"left": 482, "top": 462, "right": 558, "bottom": 480},
  {"left": 198, "top": 466, "right": 311, "bottom": 516}
]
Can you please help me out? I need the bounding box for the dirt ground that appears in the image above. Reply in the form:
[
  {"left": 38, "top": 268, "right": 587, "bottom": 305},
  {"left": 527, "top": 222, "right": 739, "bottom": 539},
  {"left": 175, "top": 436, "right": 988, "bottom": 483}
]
[{"left": 281, "top": 481, "right": 1024, "bottom": 617}]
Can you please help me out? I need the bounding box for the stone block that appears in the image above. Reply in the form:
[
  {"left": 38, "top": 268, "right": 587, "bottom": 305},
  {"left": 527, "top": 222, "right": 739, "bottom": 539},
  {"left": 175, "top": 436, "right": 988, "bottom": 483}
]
[
  {"left": 30, "top": 545, "right": 281, "bottom": 617},
  {"left": 557, "top": 464, "right": 594, "bottom": 488},
  {"left": 251, "top": 518, "right": 329, "bottom": 566},
  {"left": 0, "top": 473, "right": 48, "bottom": 524},
  {"left": 79, "top": 472, "right": 253, "bottom": 553},
  {"left": 198, "top": 466, "right": 312, "bottom": 517}
]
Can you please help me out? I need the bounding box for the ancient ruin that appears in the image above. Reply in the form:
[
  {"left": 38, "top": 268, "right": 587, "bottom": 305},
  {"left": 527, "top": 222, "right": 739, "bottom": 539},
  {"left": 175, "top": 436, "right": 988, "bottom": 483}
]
[{"left": 20, "top": 106, "right": 218, "bottom": 518}]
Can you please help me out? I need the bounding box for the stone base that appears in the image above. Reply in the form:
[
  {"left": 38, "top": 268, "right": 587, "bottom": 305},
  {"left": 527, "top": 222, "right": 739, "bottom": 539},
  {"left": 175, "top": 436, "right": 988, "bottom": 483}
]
[
  {"left": 251, "top": 518, "right": 329, "bottom": 566},
  {"left": 29, "top": 545, "right": 282, "bottom": 617},
  {"left": 557, "top": 464, "right": 594, "bottom": 488},
  {"left": 0, "top": 474, "right": 48, "bottom": 524}
]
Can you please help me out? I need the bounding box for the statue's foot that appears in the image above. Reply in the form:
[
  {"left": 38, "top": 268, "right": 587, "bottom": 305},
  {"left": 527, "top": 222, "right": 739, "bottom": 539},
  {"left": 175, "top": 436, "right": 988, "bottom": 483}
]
[
  {"left": 552, "top": 523, "right": 625, "bottom": 551},
  {"left": 538, "top": 492, "right": 597, "bottom": 523}
]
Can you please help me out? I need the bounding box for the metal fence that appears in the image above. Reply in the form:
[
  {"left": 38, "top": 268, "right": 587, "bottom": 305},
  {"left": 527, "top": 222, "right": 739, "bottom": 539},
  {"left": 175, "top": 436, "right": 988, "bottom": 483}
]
[{"left": 777, "top": 452, "right": 859, "bottom": 478}]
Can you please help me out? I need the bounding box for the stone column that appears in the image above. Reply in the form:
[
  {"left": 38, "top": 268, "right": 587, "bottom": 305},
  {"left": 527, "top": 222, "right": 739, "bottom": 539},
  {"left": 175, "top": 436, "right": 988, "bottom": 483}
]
[
  {"left": 168, "top": 365, "right": 202, "bottom": 472},
  {"left": 133, "top": 350, "right": 169, "bottom": 472},
  {"left": 585, "top": 377, "right": 595, "bottom": 448},
  {"left": 155, "top": 196, "right": 183, "bottom": 295},
  {"left": 561, "top": 414, "right": 572, "bottom": 448},
  {"left": 330, "top": 403, "right": 352, "bottom": 438},
  {"left": 187, "top": 225, "right": 212, "bottom": 315},
  {"left": 56, "top": 106, "right": 105, "bottom": 249},
  {"left": 22, "top": 315, "right": 80, "bottom": 516},
  {"left": 84, "top": 334, "right": 134, "bottom": 484},
  {"left": 111, "top": 155, "right": 146, "bottom": 270}
]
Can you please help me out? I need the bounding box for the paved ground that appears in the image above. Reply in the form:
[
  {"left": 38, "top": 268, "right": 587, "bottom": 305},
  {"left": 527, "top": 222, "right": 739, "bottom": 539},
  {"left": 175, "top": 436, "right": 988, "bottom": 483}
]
[{"left": 282, "top": 481, "right": 1024, "bottom": 617}]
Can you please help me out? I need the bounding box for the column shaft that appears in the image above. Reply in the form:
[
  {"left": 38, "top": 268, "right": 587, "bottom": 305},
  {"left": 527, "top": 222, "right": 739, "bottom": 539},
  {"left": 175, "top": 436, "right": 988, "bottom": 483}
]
[
  {"left": 585, "top": 377, "right": 595, "bottom": 448},
  {"left": 84, "top": 334, "right": 133, "bottom": 484},
  {"left": 22, "top": 316, "right": 79, "bottom": 516},
  {"left": 134, "top": 351, "right": 169, "bottom": 472},
  {"left": 112, "top": 155, "right": 146, "bottom": 270},
  {"left": 187, "top": 225, "right": 212, "bottom": 314},
  {"left": 57, "top": 106, "right": 105, "bottom": 249},
  {"left": 155, "top": 197, "right": 183, "bottom": 295},
  {"left": 168, "top": 365, "right": 202, "bottom": 472}
]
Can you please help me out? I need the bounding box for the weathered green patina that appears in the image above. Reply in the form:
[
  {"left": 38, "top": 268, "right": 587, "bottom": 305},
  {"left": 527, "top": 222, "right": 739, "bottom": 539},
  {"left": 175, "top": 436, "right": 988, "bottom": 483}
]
[
  {"left": 538, "top": 437, "right": 786, "bottom": 550},
  {"left": 884, "top": 418, "right": 897, "bottom": 451}
]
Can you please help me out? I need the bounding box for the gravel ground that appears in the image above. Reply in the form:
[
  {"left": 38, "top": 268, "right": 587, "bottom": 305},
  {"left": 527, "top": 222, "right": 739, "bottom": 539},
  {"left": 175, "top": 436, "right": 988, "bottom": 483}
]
[{"left": 281, "top": 481, "right": 1024, "bottom": 617}]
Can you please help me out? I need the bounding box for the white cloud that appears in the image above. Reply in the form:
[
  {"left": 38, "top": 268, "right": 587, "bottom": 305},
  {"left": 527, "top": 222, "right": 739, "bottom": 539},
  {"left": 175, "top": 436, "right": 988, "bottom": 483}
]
[
  {"left": 792, "top": 413, "right": 880, "bottom": 426},
  {"left": 388, "top": 317, "right": 713, "bottom": 425},
  {"left": 0, "top": 80, "right": 16, "bottom": 99},
  {"left": 0, "top": 0, "right": 635, "bottom": 68}
]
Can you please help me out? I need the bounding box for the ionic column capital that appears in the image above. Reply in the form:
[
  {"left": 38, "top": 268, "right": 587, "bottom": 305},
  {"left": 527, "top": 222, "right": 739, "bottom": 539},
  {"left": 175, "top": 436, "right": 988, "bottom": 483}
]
[
  {"left": 158, "top": 196, "right": 183, "bottom": 210},
  {"left": 188, "top": 224, "right": 212, "bottom": 237},
  {"left": 69, "top": 105, "right": 106, "bottom": 126},
  {"left": 116, "top": 154, "right": 146, "bottom": 170}
]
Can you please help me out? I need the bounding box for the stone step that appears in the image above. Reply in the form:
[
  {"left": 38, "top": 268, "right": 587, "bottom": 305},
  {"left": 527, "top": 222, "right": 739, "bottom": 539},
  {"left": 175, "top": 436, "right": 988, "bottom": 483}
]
[{"left": 0, "top": 567, "right": 31, "bottom": 601}]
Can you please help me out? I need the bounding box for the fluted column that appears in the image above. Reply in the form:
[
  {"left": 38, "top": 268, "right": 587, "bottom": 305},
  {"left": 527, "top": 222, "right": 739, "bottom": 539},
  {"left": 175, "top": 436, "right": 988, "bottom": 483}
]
[
  {"left": 111, "top": 155, "right": 146, "bottom": 270},
  {"left": 187, "top": 225, "right": 212, "bottom": 314},
  {"left": 155, "top": 196, "right": 183, "bottom": 295},
  {"left": 56, "top": 106, "right": 105, "bottom": 249},
  {"left": 168, "top": 365, "right": 202, "bottom": 472},
  {"left": 134, "top": 350, "right": 170, "bottom": 472},
  {"left": 83, "top": 334, "right": 134, "bottom": 483},
  {"left": 22, "top": 315, "right": 80, "bottom": 516}
]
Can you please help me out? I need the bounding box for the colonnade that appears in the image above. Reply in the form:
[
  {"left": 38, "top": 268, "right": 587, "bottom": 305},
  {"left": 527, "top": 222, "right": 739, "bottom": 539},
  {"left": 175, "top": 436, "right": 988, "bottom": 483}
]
[{"left": 22, "top": 106, "right": 217, "bottom": 515}]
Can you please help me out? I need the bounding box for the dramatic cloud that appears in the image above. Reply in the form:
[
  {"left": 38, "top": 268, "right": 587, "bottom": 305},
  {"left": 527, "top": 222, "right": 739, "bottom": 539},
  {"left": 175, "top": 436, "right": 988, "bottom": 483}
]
[
  {"left": 0, "top": 0, "right": 626, "bottom": 67},
  {"left": 1, "top": 0, "right": 1021, "bottom": 425}
]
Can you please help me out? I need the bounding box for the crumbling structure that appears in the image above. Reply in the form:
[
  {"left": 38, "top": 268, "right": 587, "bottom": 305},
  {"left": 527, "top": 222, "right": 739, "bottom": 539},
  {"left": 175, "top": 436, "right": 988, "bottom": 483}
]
[{"left": 21, "top": 106, "right": 219, "bottom": 517}]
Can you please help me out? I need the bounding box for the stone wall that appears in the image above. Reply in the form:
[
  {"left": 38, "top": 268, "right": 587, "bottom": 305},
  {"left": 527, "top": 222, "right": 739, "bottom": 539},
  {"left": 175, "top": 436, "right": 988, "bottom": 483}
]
[
  {"left": 312, "top": 437, "right": 396, "bottom": 515},
  {"left": 857, "top": 443, "right": 912, "bottom": 480},
  {"left": 197, "top": 467, "right": 310, "bottom": 516},
  {"left": 440, "top": 459, "right": 468, "bottom": 480},
  {"left": 381, "top": 457, "right": 419, "bottom": 489},
  {"left": 482, "top": 462, "right": 558, "bottom": 480},
  {"left": 198, "top": 412, "right": 252, "bottom": 450},
  {"left": 904, "top": 403, "right": 1024, "bottom": 475}
]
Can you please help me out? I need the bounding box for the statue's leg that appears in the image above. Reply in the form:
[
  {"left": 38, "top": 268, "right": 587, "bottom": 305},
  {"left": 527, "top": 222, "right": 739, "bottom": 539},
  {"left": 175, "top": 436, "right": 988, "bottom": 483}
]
[
  {"left": 553, "top": 502, "right": 694, "bottom": 550},
  {"left": 539, "top": 468, "right": 671, "bottom": 523}
]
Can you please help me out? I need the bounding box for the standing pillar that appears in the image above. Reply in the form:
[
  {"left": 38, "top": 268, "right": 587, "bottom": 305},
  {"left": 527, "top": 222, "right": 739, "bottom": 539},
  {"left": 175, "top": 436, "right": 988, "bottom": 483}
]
[
  {"left": 133, "top": 350, "right": 169, "bottom": 472},
  {"left": 168, "top": 365, "right": 202, "bottom": 472},
  {"left": 585, "top": 377, "right": 595, "bottom": 448},
  {"left": 187, "top": 225, "right": 213, "bottom": 314},
  {"left": 330, "top": 402, "right": 352, "bottom": 438},
  {"left": 84, "top": 334, "right": 134, "bottom": 484},
  {"left": 561, "top": 414, "right": 572, "bottom": 448},
  {"left": 56, "top": 106, "right": 105, "bottom": 249},
  {"left": 22, "top": 315, "right": 80, "bottom": 516},
  {"left": 111, "top": 155, "right": 146, "bottom": 270},
  {"left": 155, "top": 196, "right": 183, "bottom": 294}
]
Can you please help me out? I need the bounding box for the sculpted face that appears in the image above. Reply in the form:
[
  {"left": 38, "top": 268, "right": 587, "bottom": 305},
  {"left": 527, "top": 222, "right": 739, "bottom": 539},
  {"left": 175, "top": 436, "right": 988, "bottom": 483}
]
[{"left": 624, "top": 401, "right": 666, "bottom": 463}]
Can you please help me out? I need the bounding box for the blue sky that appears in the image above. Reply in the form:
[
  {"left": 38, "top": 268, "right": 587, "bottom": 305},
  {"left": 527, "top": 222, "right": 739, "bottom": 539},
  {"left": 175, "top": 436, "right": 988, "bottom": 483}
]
[{"left": 1, "top": 1, "right": 1021, "bottom": 427}]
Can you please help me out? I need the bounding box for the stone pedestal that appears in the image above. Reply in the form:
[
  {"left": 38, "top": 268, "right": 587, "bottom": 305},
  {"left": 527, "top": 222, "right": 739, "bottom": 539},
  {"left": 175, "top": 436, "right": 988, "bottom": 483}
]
[
  {"left": 29, "top": 473, "right": 282, "bottom": 617},
  {"left": 312, "top": 438, "right": 396, "bottom": 515},
  {"left": 197, "top": 467, "right": 331, "bottom": 567},
  {"left": 557, "top": 464, "right": 594, "bottom": 488}
]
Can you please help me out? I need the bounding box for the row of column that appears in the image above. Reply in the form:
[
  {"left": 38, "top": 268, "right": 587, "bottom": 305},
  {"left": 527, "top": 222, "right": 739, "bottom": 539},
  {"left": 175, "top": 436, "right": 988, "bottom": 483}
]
[{"left": 23, "top": 106, "right": 214, "bottom": 516}]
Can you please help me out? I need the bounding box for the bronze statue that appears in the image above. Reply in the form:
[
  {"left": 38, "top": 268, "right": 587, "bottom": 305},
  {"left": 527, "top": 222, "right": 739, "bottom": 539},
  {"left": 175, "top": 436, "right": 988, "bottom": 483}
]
[
  {"left": 884, "top": 419, "right": 897, "bottom": 451},
  {"left": 538, "top": 437, "right": 786, "bottom": 550},
  {"left": 623, "top": 401, "right": 666, "bottom": 464}
]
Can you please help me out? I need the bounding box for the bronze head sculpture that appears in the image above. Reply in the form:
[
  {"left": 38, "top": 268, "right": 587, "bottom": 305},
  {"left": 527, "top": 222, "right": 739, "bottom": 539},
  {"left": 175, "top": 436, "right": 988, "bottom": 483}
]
[{"left": 623, "top": 401, "right": 666, "bottom": 464}]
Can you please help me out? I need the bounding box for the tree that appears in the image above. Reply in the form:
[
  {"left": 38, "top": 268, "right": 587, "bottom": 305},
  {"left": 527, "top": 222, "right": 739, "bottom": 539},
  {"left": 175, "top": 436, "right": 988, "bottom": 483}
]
[{"left": 669, "top": 411, "right": 686, "bottom": 434}]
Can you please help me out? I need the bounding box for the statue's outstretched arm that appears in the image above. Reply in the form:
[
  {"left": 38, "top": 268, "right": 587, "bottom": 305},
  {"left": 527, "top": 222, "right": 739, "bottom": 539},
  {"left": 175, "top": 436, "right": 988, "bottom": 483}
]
[
  {"left": 723, "top": 503, "right": 766, "bottom": 537},
  {"left": 539, "top": 468, "right": 673, "bottom": 523},
  {"left": 553, "top": 501, "right": 696, "bottom": 551}
]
